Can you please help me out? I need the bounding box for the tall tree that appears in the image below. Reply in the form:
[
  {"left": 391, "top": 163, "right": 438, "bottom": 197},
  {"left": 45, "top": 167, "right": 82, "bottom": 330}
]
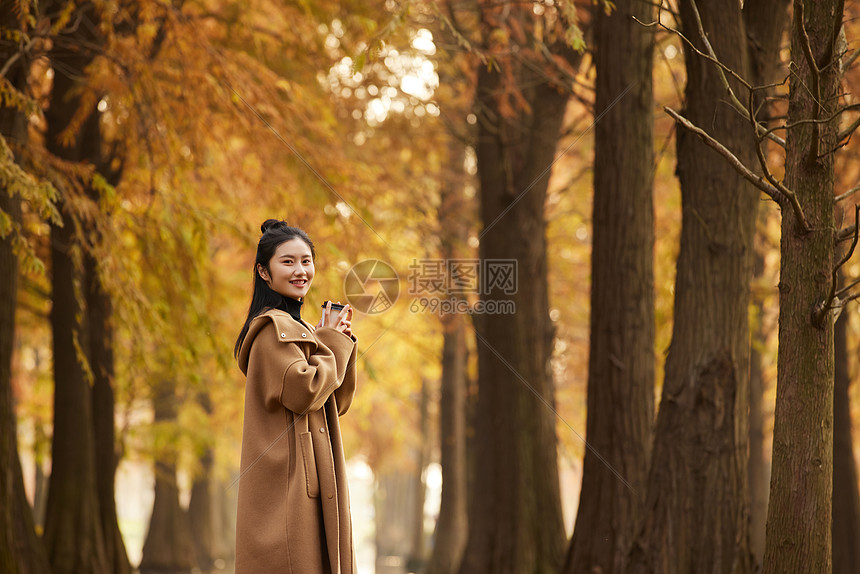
[
  {"left": 0, "top": 6, "right": 53, "bottom": 569},
  {"left": 457, "top": 3, "right": 582, "bottom": 572},
  {"left": 762, "top": 0, "right": 843, "bottom": 570},
  {"left": 85, "top": 177, "right": 130, "bottom": 574},
  {"left": 0, "top": 189, "right": 50, "bottom": 574},
  {"left": 188, "top": 391, "right": 230, "bottom": 571},
  {"left": 427, "top": 310, "right": 468, "bottom": 574},
  {"left": 627, "top": 1, "right": 764, "bottom": 571},
  {"left": 45, "top": 205, "right": 109, "bottom": 574},
  {"left": 747, "top": 225, "right": 771, "bottom": 564},
  {"left": 833, "top": 299, "right": 860, "bottom": 573},
  {"left": 42, "top": 31, "right": 113, "bottom": 574},
  {"left": 139, "top": 381, "right": 195, "bottom": 574},
  {"left": 41, "top": 3, "right": 124, "bottom": 571},
  {"left": 563, "top": 1, "right": 655, "bottom": 572},
  {"left": 741, "top": 1, "right": 791, "bottom": 563},
  {"left": 426, "top": 28, "right": 473, "bottom": 567}
]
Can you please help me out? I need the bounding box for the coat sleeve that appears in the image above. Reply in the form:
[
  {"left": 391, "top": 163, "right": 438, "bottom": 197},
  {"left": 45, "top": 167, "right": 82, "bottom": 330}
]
[
  {"left": 313, "top": 328, "right": 358, "bottom": 416},
  {"left": 246, "top": 322, "right": 342, "bottom": 414},
  {"left": 276, "top": 326, "right": 355, "bottom": 414}
]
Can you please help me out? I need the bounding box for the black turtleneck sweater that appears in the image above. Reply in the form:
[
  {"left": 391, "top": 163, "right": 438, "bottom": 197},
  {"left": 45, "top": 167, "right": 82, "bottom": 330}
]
[{"left": 274, "top": 296, "right": 304, "bottom": 323}]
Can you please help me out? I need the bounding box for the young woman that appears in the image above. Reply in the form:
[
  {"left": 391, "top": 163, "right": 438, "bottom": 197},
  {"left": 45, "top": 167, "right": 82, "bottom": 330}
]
[{"left": 234, "top": 219, "right": 358, "bottom": 573}]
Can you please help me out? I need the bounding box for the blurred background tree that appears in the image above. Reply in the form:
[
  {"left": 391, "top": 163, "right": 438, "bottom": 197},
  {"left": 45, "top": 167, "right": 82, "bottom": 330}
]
[{"left": 2, "top": 0, "right": 860, "bottom": 574}]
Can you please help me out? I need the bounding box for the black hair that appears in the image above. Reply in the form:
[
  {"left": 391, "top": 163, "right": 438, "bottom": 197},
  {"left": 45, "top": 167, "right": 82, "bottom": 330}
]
[{"left": 234, "top": 219, "right": 316, "bottom": 358}]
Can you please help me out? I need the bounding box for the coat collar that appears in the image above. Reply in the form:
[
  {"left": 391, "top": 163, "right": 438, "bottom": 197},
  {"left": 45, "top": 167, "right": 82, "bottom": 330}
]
[{"left": 237, "top": 309, "right": 317, "bottom": 374}]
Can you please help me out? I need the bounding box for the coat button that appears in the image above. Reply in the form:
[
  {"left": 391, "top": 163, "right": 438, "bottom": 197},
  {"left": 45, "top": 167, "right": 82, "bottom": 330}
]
[
  {"left": 301, "top": 333, "right": 307, "bottom": 337},
  {"left": 280, "top": 333, "right": 286, "bottom": 338},
  {"left": 319, "top": 427, "right": 324, "bottom": 433}
]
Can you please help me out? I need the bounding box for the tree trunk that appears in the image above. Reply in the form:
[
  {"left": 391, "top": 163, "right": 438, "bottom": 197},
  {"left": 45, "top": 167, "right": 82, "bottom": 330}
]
[
  {"left": 139, "top": 382, "right": 195, "bottom": 574},
  {"left": 427, "top": 314, "right": 468, "bottom": 574},
  {"left": 457, "top": 7, "right": 577, "bottom": 573},
  {"left": 42, "top": 11, "right": 115, "bottom": 570},
  {"left": 375, "top": 469, "right": 424, "bottom": 574},
  {"left": 1, "top": 115, "right": 52, "bottom": 574},
  {"left": 41, "top": 7, "right": 129, "bottom": 570},
  {"left": 0, "top": 10, "right": 52, "bottom": 568},
  {"left": 43, "top": 209, "right": 110, "bottom": 574},
  {"left": 747, "top": 229, "right": 770, "bottom": 566},
  {"left": 408, "top": 378, "right": 431, "bottom": 572},
  {"left": 86, "top": 251, "right": 131, "bottom": 574},
  {"left": 833, "top": 303, "right": 860, "bottom": 573},
  {"left": 427, "top": 122, "right": 470, "bottom": 574},
  {"left": 762, "top": 2, "right": 841, "bottom": 572},
  {"left": 33, "top": 449, "right": 47, "bottom": 528},
  {"left": 188, "top": 450, "right": 217, "bottom": 572},
  {"left": 627, "top": 1, "right": 759, "bottom": 572},
  {"left": 187, "top": 392, "right": 230, "bottom": 571},
  {"left": 563, "top": 1, "right": 656, "bottom": 572},
  {"left": 742, "top": 3, "right": 791, "bottom": 565}
]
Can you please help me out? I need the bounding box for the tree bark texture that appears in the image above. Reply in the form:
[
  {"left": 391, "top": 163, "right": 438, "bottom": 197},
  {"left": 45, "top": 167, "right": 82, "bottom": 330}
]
[
  {"left": 627, "top": 1, "right": 760, "bottom": 572},
  {"left": 457, "top": 6, "right": 577, "bottom": 573},
  {"left": 832, "top": 304, "right": 860, "bottom": 573},
  {"left": 762, "top": 1, "right": 841, "bottom": 571},
  {"left": 563, "top": 1, "right": 656, "bottom": 572},
  {"left": 0, "top": 48, "right": 52, "bottom": 570}
]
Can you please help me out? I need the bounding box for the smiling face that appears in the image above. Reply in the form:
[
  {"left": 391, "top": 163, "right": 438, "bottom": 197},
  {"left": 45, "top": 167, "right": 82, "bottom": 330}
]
[{"left": 257, "top": 238, "right": 315, "bottom": 300}]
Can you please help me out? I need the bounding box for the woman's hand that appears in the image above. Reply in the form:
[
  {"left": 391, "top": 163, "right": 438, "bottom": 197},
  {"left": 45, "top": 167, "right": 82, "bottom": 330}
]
[{"left": 317, "top": 301, "right": 355, "bottom": 339}]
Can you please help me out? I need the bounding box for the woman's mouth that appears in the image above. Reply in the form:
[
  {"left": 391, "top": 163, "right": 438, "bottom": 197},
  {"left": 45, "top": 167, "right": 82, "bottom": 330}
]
[{"left": 290, "top": 280, "right": 307, "bottom": 286}]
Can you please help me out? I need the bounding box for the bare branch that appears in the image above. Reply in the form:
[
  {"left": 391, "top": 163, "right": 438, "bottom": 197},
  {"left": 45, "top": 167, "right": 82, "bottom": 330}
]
[
  {"left": 688, "top": 0, "right": 749, "bottom": 114},
  {"left": 816, "top": 204, "right": 859, "bottom": 324},
  {"left": 0, "top": 35, "right": 39, "bottom": 79},
  {"left": 836, "top": 183, "right": 860, "bottom": 203},
  {"left": 749, "top": 89, "right": 797, "bottom": 208},
  {"left": 838, "top": 221, "right": 859, "bottom": 242},
  {"left": 844, "top": 45, "right": 860, "bottom": 71},
  {"left": 838, "top": 114, "right": 860, "bottom": 141},
  {"left": 795, "top": 0, "right": 823, "bottom": 160},
  {"left": 842, "top": 290, "right": 860, "bottom": 306},
  {"left": 636, "top": 1, "right": 785, "bottom": 147},
  {"left": 663, "top": 106, "right": 810, "bottom": 232},
  {"left": 836, "top": 275, "right": 860, "bottom": 300},
  {"left": 665, "top": 106, "right": 811, "bottom": 232}
]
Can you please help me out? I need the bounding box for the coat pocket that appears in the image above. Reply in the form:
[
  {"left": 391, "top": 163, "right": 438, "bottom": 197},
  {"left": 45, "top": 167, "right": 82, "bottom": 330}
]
[{"left": 299, "top": 432, "right": 320, "bottom": 498}]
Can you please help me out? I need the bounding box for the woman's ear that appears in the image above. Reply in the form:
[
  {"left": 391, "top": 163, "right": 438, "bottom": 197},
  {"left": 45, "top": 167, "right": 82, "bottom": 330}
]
[{"left": 257, "top": 264, "right": 270, "bottom": 283}]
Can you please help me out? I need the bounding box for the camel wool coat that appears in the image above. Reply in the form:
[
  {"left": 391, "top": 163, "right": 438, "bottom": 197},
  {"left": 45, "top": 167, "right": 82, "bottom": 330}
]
[{"left": 236, "top": 308, "right": 358, "bottom": 574}]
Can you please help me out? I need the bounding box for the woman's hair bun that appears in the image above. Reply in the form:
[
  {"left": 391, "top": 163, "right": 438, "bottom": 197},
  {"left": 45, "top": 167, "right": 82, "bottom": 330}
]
[{"left": 261, "top": 219, "right": 288, "bottom": 234}]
